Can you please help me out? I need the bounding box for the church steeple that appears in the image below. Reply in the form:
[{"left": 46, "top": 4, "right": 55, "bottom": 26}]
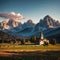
[{"left": 40, "top": 32, "right": 44, "bottom": 40}]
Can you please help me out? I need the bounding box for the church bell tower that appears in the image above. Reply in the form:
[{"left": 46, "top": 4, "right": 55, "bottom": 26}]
[{"left": 40, "top": 32, "right": 44, "bottom": 40}]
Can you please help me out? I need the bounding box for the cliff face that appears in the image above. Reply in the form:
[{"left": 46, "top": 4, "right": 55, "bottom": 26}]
[{"left": 39, "top": 15, "right": 60, "bottom": 28}]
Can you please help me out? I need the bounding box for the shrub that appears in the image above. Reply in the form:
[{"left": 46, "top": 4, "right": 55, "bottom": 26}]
[{"left": 50, "top": 39, "right": 56, "bottom": 45}]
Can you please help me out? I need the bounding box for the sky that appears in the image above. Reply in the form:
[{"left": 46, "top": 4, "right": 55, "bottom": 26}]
[{"left": 0, "top": 0, "right": 60, "bottom": 23}]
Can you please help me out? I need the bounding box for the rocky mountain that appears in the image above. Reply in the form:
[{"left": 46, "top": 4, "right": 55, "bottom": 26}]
[
  {"left": 0, "top": 15, "right": 60, "bottom": 38},
  {"left": 0, "top": 19, "right": 35, "bottom": 37},
  {"left": 39, "top": 15, "right": 60, "bottom": 28},
  {"left": 34, "top": 15, "right": 60, "bottom": 33},
  {"left": 0, "top": 19, "right": 35, "bottom": 30},
  {"left": 8, "top": 19, "right": 21, "bottom": 28},
  {"left": 22, "top": 19, "right": 35, "bottom": 28}
]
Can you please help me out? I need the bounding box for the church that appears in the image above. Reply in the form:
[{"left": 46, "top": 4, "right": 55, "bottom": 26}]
[{"left": 39, "top": 32, "right": 49, "bottom": 45}]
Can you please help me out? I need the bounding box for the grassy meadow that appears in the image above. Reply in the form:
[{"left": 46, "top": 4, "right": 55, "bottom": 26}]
[
  {"left": 0, "top": 43, "right": 60, "bottom": 51},
  {"left": 0, "top": 43, "right": 60, "bottom": 60}
]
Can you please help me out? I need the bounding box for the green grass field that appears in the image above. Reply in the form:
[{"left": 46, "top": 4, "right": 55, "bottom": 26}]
[{"left": 0, "top": 43, "right": 60, "bottom": 51}]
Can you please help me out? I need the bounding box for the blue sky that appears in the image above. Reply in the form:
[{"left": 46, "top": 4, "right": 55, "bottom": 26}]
[{"left": 0, "top": 0, "right": 60, "bottom": 23}]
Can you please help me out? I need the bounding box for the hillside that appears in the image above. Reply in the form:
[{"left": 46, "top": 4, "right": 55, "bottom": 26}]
[{"left": 0, "top": 30, "right": 15, "bottom": 43}]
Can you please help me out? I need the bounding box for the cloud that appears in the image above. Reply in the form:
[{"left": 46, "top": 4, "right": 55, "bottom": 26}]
[{"left": 0, "top": 12, "right": 24, "bottom": 20}]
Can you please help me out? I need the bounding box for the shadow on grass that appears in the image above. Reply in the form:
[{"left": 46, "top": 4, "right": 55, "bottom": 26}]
[{"left": 0, "top": 51, "right": 60, "bottom": 60}]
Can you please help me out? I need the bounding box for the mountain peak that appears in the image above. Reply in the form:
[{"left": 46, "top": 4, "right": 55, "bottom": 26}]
[
  {"left": 44, "top": 15, "right": 52, "bottom": 20},
  {"left": 27, "top": 19, "right": 33, "bottom": 23},
  {"left": 45, "top": 15, "right": 51, "bottom": 17},
  {"left": 39, "top": 15, "right": 60, "bottom": 28}
]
